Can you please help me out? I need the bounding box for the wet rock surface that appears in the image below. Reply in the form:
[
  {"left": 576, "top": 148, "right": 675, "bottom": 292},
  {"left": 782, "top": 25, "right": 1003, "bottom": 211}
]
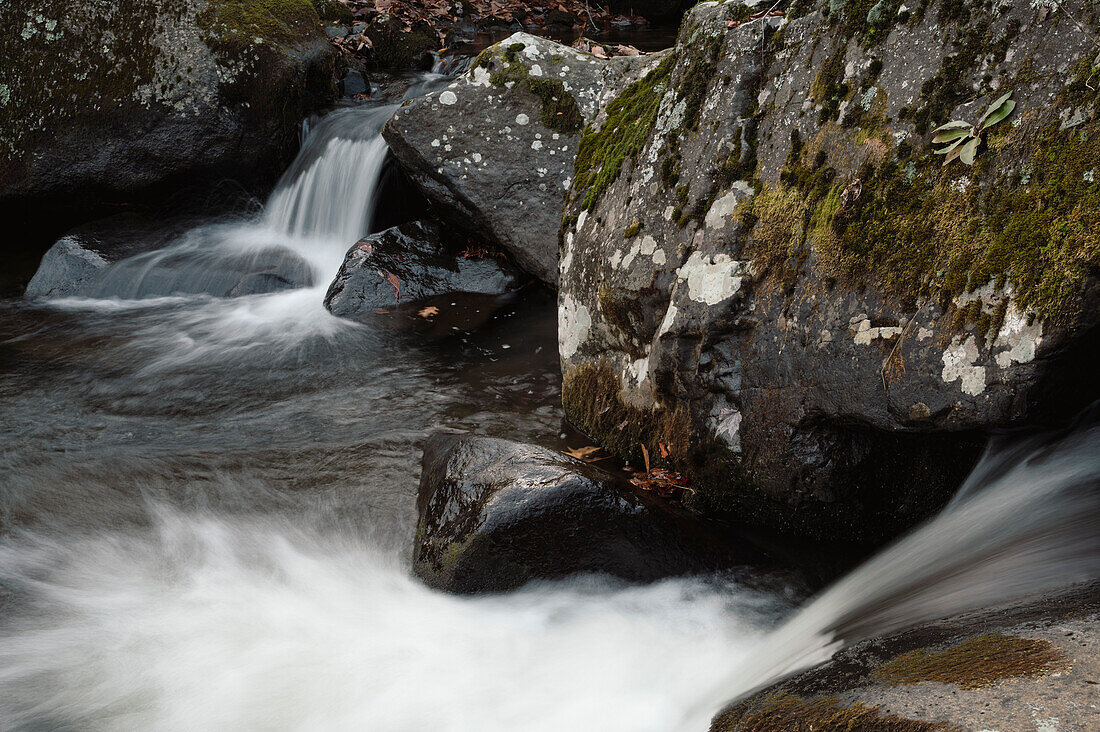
[
  {"left": 557, "top": 0, "right": 1100, "bottom": 540},
  {"left": 383, "top": 32, "right": 667, "bottom": 284},
  {"left": 25, "top": 214, "right": 314, "bottom": 300},
  {"left": 413, "top": 433, "right": 751, "bottom": 593},
  {"left": 0, "top": 0, "right": 338, "bottom": 213},
  {"left": 323, "top": 220, "right": 525, "bottom": 318},
  {"left": 714, "top": 581, "right": 1100, "bottom": 732}
]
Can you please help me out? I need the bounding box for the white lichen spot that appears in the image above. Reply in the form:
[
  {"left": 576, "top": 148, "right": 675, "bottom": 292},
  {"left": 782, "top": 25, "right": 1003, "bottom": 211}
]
[
  {"left": 471, "top": 66, "right": 491, "bottom": 87},
  {"left": 942, "top": 336, "right": 986, "bottom": 396},
  {"left": 472, "top": 152, "right": 482, "bottom": 162},
  {"left": 439, "top": 91, "right": 457, "bottom": 105},
  {"left": 532, "top": 140, "right": 543, "bottom": 150},
  {"left": 559, "top": 294, "right": 591, "bottom": 359},
  {"left": 918, "top": 326, "right": 933, "bottom": 340},
  {"left": 652, "top": 249, "right": 666, "bottom": 265},
  {"left": 530, "top": 64, "right": 543, "bottom": 77},
  {"left": 676, "top": 252, "right": 749, "bottom": 306},
  {"left": 656, "top": 302, "right": 678, "bottom": 337},
  {"left": 431, "top": 139, "right": 440, "bottom": 147},
  {"left": 577, "top": 209, "right": 588, "bottom": 231},
  {"left": 994, "top": 305, "right": 1043, "bottom": 368},
  {"left": 704, "top": 181, "right": 753, "bottom": 229},
  {"left": 516, "top": 113, "right": 530, "bottom": 126},
  {"left": 626, "top": 357, "right": 649, "bottom": 385}
]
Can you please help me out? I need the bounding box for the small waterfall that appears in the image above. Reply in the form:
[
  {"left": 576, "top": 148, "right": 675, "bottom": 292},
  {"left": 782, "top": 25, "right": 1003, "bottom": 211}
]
[
  {"left": 682, "top": 411, "right": 1100, "bottom": 727},
  {"left": 264, "top": 105, "right": 394, "bottom": 276}
]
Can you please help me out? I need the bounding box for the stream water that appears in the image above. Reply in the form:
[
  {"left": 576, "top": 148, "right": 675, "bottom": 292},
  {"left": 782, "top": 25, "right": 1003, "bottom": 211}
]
[{"left": 1, "top": 69, "right": 1097, "bottom": 731}]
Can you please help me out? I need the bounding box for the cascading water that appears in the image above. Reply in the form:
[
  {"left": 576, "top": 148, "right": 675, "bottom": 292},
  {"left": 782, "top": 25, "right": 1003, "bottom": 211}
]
[{"left": 680, "top": 412, "right": 1100, "bottom": 729}]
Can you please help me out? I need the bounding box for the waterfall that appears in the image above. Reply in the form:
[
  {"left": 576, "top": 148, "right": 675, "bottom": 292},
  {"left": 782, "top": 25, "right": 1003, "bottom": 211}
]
[{"left": 681, "top": 411, "right": 1100, "bottom": 727}]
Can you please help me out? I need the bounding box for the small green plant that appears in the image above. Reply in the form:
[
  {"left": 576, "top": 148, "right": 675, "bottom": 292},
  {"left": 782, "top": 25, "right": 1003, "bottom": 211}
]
[{"left": 932, "top": 92, "right": 1016, "bottom": 166}]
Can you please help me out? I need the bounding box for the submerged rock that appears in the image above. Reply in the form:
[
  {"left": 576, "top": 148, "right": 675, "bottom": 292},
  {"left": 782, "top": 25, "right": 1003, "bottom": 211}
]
[
  {"left": 25, "top": 214, "right": 314, "bottom": 299},
  {"left": 413, "top": 433, "right": 744, "bottom": 593},
  {"left": 323, "top": 220, "right": 524, "bottom": 318},
  {"left": 713, "top": 581, "right": 1100, "bottom": 731},
  {"left": 0, "top": 0, "right": 338, "bottom": 213},
  {"left": 383, "top": 32, "right": 667, "bottom": 285},
  {"left": 557, "top": 0, "right": 1100, "bottom": 540}
]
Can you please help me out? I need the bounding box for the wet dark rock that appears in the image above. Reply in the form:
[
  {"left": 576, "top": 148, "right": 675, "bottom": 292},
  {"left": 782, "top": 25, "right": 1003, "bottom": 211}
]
[
  {"left": 383, "top": 32, "right": 667, "bottom": 285},
  {"left": 0, "top": 0, "right": 338, "bottom": 218},
  {"left": 413, "top": 433, "right": 743, "bottom": 593},
  {"left": 323, "top": 220, "right": 525, "bottom": 318},
  {"left": 557, "top": 0, "right": 1100, "bottom": 541}
]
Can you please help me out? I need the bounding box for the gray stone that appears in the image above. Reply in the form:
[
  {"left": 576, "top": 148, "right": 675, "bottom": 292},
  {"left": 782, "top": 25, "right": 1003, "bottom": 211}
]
[
  {"left": 383, "top": 32, "right": 667, "bottom": 285},
  {"left": 0, "top": 0, "right": 338, "bottom": 209},
  {"left": 557, "top": 0, "right": 1100, "bottom": 540},
  {"left": 323, "top": 220, "right": 526, "bottom": 318}
]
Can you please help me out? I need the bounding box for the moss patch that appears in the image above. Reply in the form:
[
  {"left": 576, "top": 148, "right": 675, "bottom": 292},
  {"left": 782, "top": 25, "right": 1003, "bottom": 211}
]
[
  {"left": 873, "top": 633, "right": 1065, "bottom": 689},
  {"left": 199, "top": 0, "right": 322, "bottom": 55},
  {"left": 746, "top": 98, "right": 1100, "bottom": 321},
  {"left": 573, "top": 54, "right": 677, "bottom": 210},
  {"left": 562, "top": 360, "right": 691, "bottom": 468},
  {"left": 711, "top": 691, "right": 958, "bottom": 731},
  {"left": 476, "top": 43, "right": 583, "bottom": 134}
]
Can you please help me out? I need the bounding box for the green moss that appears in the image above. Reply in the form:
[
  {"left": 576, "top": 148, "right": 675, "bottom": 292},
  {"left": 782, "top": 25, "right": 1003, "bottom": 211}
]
[
  {"left": 480, "top": 43, "right": 583, "bottom": 134},
  {"left": 874, "top": 633, "right": 1064, "bottom": 689},
  {"left": 624, "top": 217, "right": 643, "bottom": 238},
  {"left": 811, "top": 47, "right": 850, "bottom": 124},
  {"left": 748, "top": 110, "right": 1100, "bottom": 321},
  {"left": 311, "top": 0, "right": 352, "bottom": 23},
  {"left": 562, "top": 361, "right": 692, "bottom": 468},
  {"left": 711, "top": 691, "right": 958, "bottom": 732},
  {"left": 572, "top": 55, "right": 676, "bottom": 211},
  {"left": 199, "top": 0, "right": 321, "bottom": 55},
  {"left": 679, "top": 34, "right": 723, "bottom": 132}
]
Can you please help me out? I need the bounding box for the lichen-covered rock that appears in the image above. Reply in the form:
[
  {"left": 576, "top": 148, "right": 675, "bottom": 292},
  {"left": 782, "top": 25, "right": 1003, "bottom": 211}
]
[
  {"left": 413, "top": 433, "right": 744, "bottom": 593},
  {"left": 383, "top": 32, "right": 668, "bottom": 285},
  {"left": 558, "top": 0, "right": 1100, "bottom": 540},
  {"left": 323, "top": 220, "right": 525, "bottom": 318},
  {"left": 0, "top": 0, "right": 338, "bottom": 209}
]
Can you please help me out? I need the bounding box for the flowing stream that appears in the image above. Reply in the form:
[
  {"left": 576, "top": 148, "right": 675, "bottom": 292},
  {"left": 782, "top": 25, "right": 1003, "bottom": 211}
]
[{"left": 1, "top": 73, "right": 1097, "bottom": 731}]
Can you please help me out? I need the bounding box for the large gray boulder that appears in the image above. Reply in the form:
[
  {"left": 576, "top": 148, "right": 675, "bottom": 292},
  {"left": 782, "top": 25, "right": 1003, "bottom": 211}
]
[
  {"left": 558, "top": 0, "right": 1100, "bottom": 540},
  {"left": 413, "top": 433, "right": 749, "bottom": 593},
  {"left": 323, "top": 220, "right": 525, "bottom": 318},
  {"left": 0, "top": 0, "right": 338, "bottom": 208},
  {"left": 383, "top": 32, "right": 668, "bottom": 285}
]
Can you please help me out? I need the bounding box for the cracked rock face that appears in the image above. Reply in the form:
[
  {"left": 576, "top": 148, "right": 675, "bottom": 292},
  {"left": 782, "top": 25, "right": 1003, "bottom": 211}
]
[
  {"left": 557, "top": 0, "right": 1100, "bottom": 540},
  {"left": 0, "top": 0, "right": 337, "bottom": 207},
  {"left": 383, "top": 32, "right": 667, "bottom": 285}
]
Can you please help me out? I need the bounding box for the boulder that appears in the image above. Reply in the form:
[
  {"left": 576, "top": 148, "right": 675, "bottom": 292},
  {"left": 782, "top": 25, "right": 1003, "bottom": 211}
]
[
  {"left": 323, "top": 220, "right": 525, "bottom": 318},
  {"left": 25, "top": 214, "right": 314, "bottom": 299},
  {"left": 0, "top": 0, "right": 338, "bottom": 214},
  {"left": 712, "top": 582, "right": 1100, "bottom": 731},
  {"left": 557, "top": 0, "right": 1100, "bottom": 540},
  {"left": 413, "top": 433, "right": 747, "bottom": 593},
  {"left": 383, "top": 32, "right": 668, "bottom": 285}
]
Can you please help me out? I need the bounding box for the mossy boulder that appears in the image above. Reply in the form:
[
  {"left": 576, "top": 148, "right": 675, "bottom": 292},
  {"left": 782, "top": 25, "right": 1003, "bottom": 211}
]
[
  {"left": 413, "top": 433, "right": 747, "bottom": 593},
  {"left": 0, "top": 0, "right": 338, "bottom": 237},
  {"left": 558, "top": 0, "right": 1100, "bottom": 541},
  {"left": 382, "top": 32, "right": 668, "bottom": 285}
]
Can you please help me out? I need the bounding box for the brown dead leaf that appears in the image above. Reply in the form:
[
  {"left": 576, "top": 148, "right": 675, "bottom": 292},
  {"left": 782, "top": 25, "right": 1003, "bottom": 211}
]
[
  {"left": 418, "top": 305, "right": 440, "bottom": 318},
  {"left": 357, "top": 240, "right": 373, "bottom": 254},
  {"left": 380, "top": 271, "right": 401, "bottom": 303},
  {"left": 563, "top": 445, "right": 610, "bottom": 462},
  {"left": 658, "top": 442, "right": 669, "bottom": 459},
  {"left": 640, "top": 442, "right": 650, "bottom": 473}
]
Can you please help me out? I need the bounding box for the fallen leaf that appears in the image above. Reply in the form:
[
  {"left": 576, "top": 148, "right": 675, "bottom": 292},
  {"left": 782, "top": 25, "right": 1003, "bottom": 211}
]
[
  {"left": 658, "top": 442, "right": 669, "bottom": 459},
  {"left": 563, "top": 445, "right": 611, "bottom": 462},
  {"left": 640, "top": 442, "right": 650, "bottom": 473},
  {"left": 380, "top": 271, "right": 401, "bottom": 302},
  {"left": 418, "top": 305, "right": 440, "bottom": 318}
]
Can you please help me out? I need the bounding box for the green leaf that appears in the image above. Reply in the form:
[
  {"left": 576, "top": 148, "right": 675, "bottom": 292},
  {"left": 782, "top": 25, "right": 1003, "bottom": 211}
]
[
  {"left": 931, "top": 120, "right": 971, "bottom": 134},
  {"left": 934, "top": 136, "right": 969, "bottom": 155},
  {"left": 977, "top": 92, "right": 1012, "bottom": 128},
  {"left": 980, "top": 99, "right": 1015, "bottom": 131},
  {"left": 959, "top": 137, "right": 980, "bottom": 165},
  {"left": 932, "top": 128, "right": 972, "bottom": 144}
]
